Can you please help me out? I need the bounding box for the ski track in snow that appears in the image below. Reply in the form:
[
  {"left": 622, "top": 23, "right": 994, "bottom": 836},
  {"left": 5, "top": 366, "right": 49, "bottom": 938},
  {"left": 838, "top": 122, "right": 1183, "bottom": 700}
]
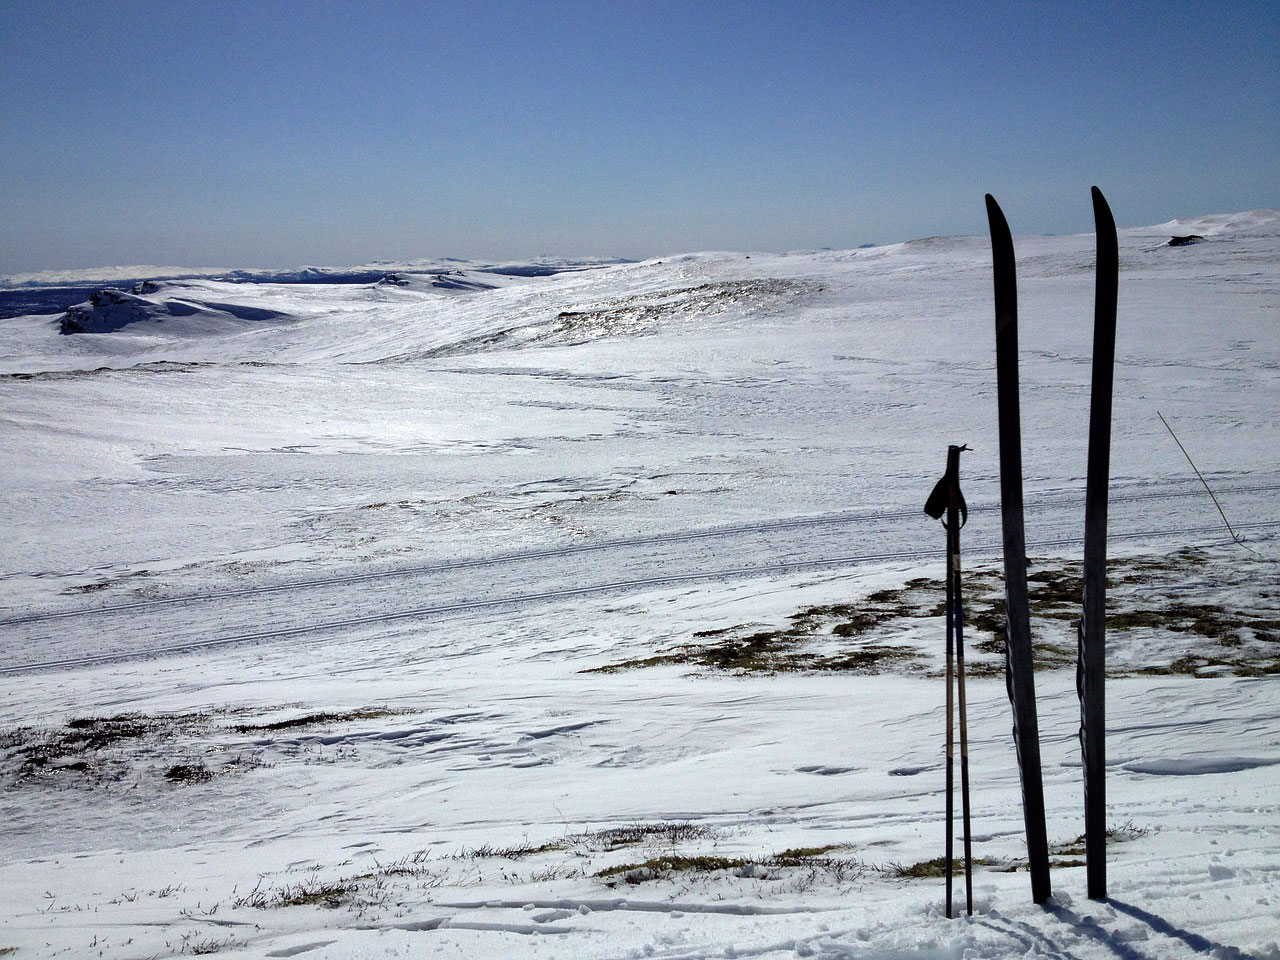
[
  {"left": 1, "top": 518, "right": 1276, "bottom": 676},
  {"left": 4, "top": 475, "right": 1277, "bottom": 630},
  {"left": 1, "top": 216, "right": 1279, "bottom": 959}
]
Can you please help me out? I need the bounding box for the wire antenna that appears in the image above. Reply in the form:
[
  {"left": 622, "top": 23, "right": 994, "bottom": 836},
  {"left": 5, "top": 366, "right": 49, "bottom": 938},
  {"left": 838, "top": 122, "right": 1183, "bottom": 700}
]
[{"left": 1157, "top": 411, "right": 1261, "bottom": 558}]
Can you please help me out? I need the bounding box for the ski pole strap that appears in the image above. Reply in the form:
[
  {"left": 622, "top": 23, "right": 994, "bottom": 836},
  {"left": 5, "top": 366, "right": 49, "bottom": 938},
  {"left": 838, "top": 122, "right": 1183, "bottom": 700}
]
[{"left": 924, "top": 444, "right": 969, "bottom": 526}]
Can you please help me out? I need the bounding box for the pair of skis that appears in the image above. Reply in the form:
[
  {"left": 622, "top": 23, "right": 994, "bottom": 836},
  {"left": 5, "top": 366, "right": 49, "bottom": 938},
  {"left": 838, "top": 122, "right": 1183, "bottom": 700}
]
[
  {"left": 926, "top": 445, "right": 974, "bottom": 917},
  {"left": 986, "top": 187, "right": 1118, "bottom": 903}
]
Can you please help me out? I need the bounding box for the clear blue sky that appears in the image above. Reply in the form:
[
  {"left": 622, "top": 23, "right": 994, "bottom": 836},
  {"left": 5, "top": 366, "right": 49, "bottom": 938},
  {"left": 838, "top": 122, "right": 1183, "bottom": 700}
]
[{"left": 1, "top": 0, "right": 1276, "bottom": 272}]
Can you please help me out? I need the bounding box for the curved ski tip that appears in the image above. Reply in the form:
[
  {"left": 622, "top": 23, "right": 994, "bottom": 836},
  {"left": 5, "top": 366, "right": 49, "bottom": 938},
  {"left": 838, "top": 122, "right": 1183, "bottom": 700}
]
[
  {"left": 1091, "top": 186, "right": 1116, "bottom": 227},
  {"left": 985, "top": 194, "right": 1009, "bottom": 232}
]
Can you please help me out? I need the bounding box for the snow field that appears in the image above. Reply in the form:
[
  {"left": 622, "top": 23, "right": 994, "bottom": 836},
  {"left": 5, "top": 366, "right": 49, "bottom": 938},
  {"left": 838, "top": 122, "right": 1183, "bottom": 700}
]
[{"left": 1, "top": 210, "right": 1278, "bottom": 957}]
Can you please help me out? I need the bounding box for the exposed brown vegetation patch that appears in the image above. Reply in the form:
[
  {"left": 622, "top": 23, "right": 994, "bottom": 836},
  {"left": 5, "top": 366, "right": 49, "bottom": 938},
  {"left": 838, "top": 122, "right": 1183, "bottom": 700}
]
[
  {"left": 586, "top": 547, "right": 1278, "bottom": 679},
  {"left": 164, "top": 762, "right": 214, "bottom": 783},
  {"left": 1050, "top": 821, "right": 1149, "bottom": 858},
  {"left": 596, "top": 846, "right": 864, "bottom": 886},
  {"left": 884, "top": 856, "right": 1002, "bottom": 879},
  {"left": 231, "top": 707, "right": 402, "bottom": 734},
  {"left": 408, "top": 279, "right": 814, "bottom": 359},
  {"left": 451, "top": 840, "right": 567, "bottom": 860},
  {"left": 1, "top": 705, "right": 406, "bottom": 789},
  {"left": 233, "top": 852, "right": 438, "bottom": 912},
  {"left": 596, "top": 854, "right": 746, "bottom": 880},
  {"left": 586, "top": 586, "right": 930, "bottom": 675},
  {"left": 0, "top": 712, "right": 208, "bottom": 781},
  {"left": 570, "top": 821, "right": 718, "bottom": 851}
]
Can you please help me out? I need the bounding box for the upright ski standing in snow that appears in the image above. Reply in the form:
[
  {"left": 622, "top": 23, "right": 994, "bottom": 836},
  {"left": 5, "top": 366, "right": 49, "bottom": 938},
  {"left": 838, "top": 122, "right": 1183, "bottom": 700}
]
[
  {"left": 985, "top": 195, "right": 1052, "bottom": 904},
  {"left": 925, "top": 443, "right": 974, "bottom": 917},
  {"left": 1080, "top": 186, "right": 1118, "bottom": 901}
]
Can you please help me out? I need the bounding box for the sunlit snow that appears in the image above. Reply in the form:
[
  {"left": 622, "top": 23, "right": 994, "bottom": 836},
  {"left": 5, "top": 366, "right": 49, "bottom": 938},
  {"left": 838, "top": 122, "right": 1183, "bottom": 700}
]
[{"left": 1, "top": 212, "right": 1278, "bottom": 959}]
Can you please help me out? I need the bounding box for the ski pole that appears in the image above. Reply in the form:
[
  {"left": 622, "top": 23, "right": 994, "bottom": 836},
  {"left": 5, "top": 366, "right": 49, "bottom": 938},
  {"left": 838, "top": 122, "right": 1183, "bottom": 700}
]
[
  {"left": 951, "top": 476, "right": 974, "bottom": 917},
  {"left": 925, "top": 443, "right": 970, "bottom": 918},
  {"left": 945, "top": 532, "right": 955, "bottom": 918}
]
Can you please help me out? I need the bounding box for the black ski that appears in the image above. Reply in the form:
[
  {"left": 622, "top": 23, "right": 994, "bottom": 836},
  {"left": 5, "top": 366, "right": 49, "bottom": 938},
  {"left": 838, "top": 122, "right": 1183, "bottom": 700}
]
[
  {"left": 1080, "top": 186, "right": 1118, "bottom": 900},
  {"left": 986, "top": 194, "right": 1052, "bottom": 904}
]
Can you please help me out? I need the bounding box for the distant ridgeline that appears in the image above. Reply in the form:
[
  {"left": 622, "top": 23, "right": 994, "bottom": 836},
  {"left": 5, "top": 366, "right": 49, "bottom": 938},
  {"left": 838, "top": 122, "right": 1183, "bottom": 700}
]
[
  {"left": 0, "top": 270, "right": 391, "bottom": 320},
  {"left": 0, "top": 259, "right": 631, "bottom": 320},
  {"left": 0, "top": 286, "right": 113, "bottom": 320}
]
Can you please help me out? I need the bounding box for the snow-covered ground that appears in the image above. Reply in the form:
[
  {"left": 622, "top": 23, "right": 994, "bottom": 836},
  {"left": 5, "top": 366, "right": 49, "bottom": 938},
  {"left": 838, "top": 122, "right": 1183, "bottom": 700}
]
[{"left": 1, "top": 211, "right": 1277, "bottom": 959}]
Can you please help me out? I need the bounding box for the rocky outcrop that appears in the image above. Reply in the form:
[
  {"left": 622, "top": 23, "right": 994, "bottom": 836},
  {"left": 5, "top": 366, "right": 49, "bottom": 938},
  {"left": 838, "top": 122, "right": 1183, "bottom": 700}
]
[
  {"left": 59, "top": 285, "right": 287, "bottom": 334},
  {"left": 373, "top": 271, "right": 498, "bottom": 293},
  {"left": 60, "top": 288, "right": 159, "bottom": 334}
]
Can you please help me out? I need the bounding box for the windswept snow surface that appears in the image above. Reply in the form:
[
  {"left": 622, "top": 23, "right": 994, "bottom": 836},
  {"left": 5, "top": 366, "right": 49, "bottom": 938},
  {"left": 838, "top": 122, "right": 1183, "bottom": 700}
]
[{"left": 1, "top": 214, "right": 1278, "bottom": 959}]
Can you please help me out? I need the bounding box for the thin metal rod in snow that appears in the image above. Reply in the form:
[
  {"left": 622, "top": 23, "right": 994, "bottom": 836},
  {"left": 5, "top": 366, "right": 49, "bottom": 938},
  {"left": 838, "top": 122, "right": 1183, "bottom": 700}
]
[
  {"left": 925, "top": 443, "right": 974, "bottom": 917},
  {"left": 1157, "top": 411, "right": 1263, "bottom": 558}
]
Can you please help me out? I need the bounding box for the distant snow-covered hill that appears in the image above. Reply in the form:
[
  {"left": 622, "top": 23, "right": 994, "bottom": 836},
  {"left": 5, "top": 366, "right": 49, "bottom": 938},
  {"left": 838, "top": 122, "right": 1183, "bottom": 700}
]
[
  {"left": 1, "top": 208, "right": 1273, "bottom": 369},
  {"left": 0, "top": 256, "right": 632, "bottom": 291},
  {"left": 0, "top": 256, "right": 633, "bottom": 322}
]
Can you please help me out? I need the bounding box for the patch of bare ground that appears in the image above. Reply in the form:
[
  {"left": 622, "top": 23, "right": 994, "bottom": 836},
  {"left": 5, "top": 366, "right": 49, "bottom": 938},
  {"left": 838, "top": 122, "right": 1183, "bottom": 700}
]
[
  {"left": 451, "top": 821, "right": 720, "bottom": 863},
  {"left": 232, "top": 851, "right": 439, "bottom": 915},
  {"left": 969, "top": 550, "right": 1279, "bottom": 677},
  {"left": 214, "top": 823, "right": 861, "bottom": 919},
  {"left": 230, "top": 707, "right": 403, "bottom": 734},
  {"left": 0, "top": 712, "right": 213, "bottom": 785},
  {"left": 407, "top": 279, "right": 816, "bottom": 359},
  {"left": 0, "top": 705, "right": 406, "bottom": 789},
  {"left": 595, "top": 845, "right": 864, "bottom": 887},
  {"left": 585, "top": 586, "right": 931, "bottom": 675},
  {"left": 884, "top": 824, "right": 1148, "bottom": 880},
  {"left": 882, "top": 856, "right": 1004, "bottom": 879},
  {"left": 586, "top": 548, "right": 1279, "bottom": 679}
]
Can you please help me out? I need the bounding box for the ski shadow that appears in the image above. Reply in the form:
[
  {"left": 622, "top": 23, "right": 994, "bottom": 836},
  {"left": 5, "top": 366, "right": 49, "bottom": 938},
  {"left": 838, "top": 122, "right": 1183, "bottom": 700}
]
[
  {"left": 1047, "top": 900, "right": 1257, "bottom": 960},
  {"left": 1107, "top": 899, "right": 1256, "bottom": 960},
  {"left": 1046, "top": 903, "right": 1153, "bottom": 960}
]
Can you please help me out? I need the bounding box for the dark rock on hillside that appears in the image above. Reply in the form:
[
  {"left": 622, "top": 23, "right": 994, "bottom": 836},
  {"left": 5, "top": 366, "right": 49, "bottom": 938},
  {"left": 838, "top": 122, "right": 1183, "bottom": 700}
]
[
  {"left": 374, "top": 272, "right": 497, "bottom": 293},
  {"left": 60, "top": 288, "right": 156, "bottom": 334},
  {"left": 1168, "top": 235, "right": 1205, "bottom": 247},
  {"left": 60, "top": 286, "right": 287, "bottom": 334}
]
